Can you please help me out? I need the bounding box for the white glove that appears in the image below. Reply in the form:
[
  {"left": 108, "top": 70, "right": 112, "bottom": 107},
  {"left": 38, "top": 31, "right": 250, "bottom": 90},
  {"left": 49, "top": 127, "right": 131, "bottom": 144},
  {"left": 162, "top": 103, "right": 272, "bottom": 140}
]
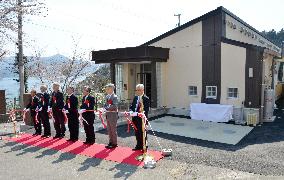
[
  {"left": 100, "top": 108, "right": 106, "bottom": 113},
  {"left": 47, "top": 107, "right": 51, "bottom": 112},
  {"left": 79, "top": 109, "right": 86, "bottom": 114},
  {"left": 130, "top": 111, "right": 138, "bottom": 117},
  {"left": 38, "top": 107, "right": 42, "bottom": 112},
  {"left": 23, "top": 108, "right": 29, "bottom": 112}
]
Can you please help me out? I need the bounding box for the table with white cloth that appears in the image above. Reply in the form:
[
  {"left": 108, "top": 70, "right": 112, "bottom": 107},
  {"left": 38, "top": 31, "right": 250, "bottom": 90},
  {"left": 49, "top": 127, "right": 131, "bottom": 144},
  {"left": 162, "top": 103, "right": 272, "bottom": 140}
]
[{"left": 190, "top": 103, "right": 233, "bottom": 122}]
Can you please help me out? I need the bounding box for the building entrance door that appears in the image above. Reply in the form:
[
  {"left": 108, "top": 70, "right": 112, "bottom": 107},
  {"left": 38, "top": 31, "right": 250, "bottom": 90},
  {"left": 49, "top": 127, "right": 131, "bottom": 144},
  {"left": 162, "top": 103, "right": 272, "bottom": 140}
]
[{"left": 137, "top": 73, "right": 151, "bottom": 101}]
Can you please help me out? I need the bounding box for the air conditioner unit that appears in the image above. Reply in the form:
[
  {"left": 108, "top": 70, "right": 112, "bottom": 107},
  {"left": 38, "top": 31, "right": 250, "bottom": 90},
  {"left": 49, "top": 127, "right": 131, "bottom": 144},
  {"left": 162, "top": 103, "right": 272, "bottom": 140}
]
[{"left": 243, "top": 108, "right": 259, "bottom": 126}]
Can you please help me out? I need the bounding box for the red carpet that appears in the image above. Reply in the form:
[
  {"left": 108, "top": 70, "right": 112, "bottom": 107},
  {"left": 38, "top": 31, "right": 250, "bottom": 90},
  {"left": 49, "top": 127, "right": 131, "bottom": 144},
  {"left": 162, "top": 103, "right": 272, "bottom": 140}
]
[{"left": 5, "top": 134, "right": 163, "bottom": 166}]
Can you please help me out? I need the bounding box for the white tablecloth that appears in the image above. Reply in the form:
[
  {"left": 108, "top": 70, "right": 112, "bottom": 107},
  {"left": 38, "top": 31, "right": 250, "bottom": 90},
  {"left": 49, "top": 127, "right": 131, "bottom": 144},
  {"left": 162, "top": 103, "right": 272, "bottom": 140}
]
[{"left": 190, "top": 103, "right": 233, "bottom": 122}]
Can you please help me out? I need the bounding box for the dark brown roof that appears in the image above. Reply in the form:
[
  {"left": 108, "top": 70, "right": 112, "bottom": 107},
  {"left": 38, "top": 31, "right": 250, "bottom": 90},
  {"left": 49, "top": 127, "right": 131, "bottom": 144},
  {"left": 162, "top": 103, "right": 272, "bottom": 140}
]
[{"left": 92, "top": 46, "right": 169, "bottom": 64}]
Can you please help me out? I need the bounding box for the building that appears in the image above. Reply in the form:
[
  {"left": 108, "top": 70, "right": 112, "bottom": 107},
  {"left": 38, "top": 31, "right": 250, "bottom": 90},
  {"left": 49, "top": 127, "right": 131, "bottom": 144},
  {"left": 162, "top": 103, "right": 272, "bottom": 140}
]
[{"left": 92, "top": 6, "right": 282, "bottom": 122}]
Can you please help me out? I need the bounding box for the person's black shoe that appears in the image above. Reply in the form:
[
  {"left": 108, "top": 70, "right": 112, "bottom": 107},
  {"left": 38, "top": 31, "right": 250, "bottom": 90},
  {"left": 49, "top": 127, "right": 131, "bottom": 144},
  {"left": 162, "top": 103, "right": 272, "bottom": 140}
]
[
  {"left": 105, "top": 143, "right": 112, "bottom": 148},
  {"left": 132, "top": 147, "right": 142, "bottom": 151},
  {"left": 105, "top": 145, "right": 112, "bottom": 149},
  {"left": 107, "top": 144, "right": 118, "bottom": 149},
  {"left": 67, "top": 139, "right": 73, "bottom": 141},
  {"left": 32, "top": 133, "right": 38, "bottom": 136},
  {"left": 83, "top": 141, "right": 90, "bottom": 144},
  {"left": 88, "top": 141, "right": 95, "bottom": 145},
  {"left": 71, "top": 139, "right": 78, "bottom": 142},
  {"left": 43, "top": 134, "right": 51, "bottom": 138},
  {"left": 53, "top": 135, "right": 61, "bottom": 139}
]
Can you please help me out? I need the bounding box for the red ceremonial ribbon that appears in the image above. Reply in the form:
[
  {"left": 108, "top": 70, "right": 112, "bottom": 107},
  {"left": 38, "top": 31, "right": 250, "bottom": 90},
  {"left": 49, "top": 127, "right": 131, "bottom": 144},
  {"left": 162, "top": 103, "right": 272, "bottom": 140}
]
[
  {"left": 108, "top": 99, "right": 113, "bottom": 105},
  {"left": 67, "top": 99, "right": 71, "bottom": 109},
  {"left": 41, "top": 97, "right": 45, "bottom": 106},
  {"left": 124, "top": 112, "right": 138, "bottom": 133},
  {"left": 34, "top": 110, "right": 39, "bottom": 124},
  {"left": 78, "top": 113, "right": 84, "bottom": 127},
  {"left": 138, "top": 112, "right": 148, "bottom": 130},
  {"left": 78, "top": 111, "right": 89, "bottom": 127},
  {"left": 8, "top": 110, "right": 16, "bottom": 122},
  {"left": 8, "top": 109, "right": 27, "bottom": 125},
  {"left": 48, "top": 110, "right": 55, "bottom": 123},
  {"left": 98, "top": 110, "right": 107, "bottom": 128},
  {"left": 84, "top": 100, "right": 90, "bottom": 107},
  {"left": 63, "top": 110, "right": 68, "bottom": 124},
  {"left": 53, "top": 96, "right": 57, "bottom": 104}
]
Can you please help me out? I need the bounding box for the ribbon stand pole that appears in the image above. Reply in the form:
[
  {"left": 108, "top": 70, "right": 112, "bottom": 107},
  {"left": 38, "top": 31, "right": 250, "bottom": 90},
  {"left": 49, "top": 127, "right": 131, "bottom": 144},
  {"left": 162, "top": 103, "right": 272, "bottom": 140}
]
[
  {"left": 135, "top": 113, "right": 154, "bottom": 165},
  {"left": 8, "top": 110, "right": 21, "bottom": 138}
]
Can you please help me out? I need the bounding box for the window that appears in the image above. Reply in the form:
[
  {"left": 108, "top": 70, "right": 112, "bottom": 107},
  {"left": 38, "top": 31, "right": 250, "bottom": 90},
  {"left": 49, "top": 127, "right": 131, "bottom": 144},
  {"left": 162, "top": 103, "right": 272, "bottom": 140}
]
[
  {"left": 188, "top": 86, "right": 197, "bottom": 96},
  {"left": 228, "top": 88, "right": 238, "bottom": 98},
  {"left": 206, "top": 86, "right": 217, "bottom": 99}
]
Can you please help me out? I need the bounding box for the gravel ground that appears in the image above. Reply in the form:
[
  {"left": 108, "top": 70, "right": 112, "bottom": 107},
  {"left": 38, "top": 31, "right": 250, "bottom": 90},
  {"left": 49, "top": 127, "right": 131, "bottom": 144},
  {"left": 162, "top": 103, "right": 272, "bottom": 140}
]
[{"left": 2, "top": 99, "right": 284, "bottom": 179}]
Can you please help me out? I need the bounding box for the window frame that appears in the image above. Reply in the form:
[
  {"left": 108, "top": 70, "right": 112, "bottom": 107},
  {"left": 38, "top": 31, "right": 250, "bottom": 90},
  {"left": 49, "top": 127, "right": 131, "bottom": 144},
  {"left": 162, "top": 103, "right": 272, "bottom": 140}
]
[
  {"left": 188, "top": 86, "right": 198, "bottom": 96},
  {"left": 227, "top": 87, "right": 239, "bottom": 99},
  {"left": 206, "top": 86, "right": 217, "bottom": 99}
]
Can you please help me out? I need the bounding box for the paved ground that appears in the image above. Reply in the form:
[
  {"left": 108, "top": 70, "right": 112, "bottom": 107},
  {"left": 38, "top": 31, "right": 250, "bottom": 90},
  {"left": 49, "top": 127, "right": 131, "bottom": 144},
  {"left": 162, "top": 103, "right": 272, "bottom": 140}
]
[
  {"left": 2, "top": 99, "right": 284, "bottom": 179},
  {"left": 0, "top": 140, "right": 282, "bottom": 180}
]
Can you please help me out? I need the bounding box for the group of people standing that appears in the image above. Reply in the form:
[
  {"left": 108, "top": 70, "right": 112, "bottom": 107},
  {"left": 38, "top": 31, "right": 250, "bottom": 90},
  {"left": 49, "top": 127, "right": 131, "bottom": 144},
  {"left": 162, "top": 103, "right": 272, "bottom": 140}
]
[{"left": 24, "top": 83, "right": 150, "bottom": 150}]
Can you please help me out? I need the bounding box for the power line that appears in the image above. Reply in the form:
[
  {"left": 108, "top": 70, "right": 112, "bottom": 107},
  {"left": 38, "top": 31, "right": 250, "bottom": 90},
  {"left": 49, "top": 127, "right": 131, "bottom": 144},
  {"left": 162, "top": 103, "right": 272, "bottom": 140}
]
[
  {"left": 93, "top": 0, "right": 171, "bottom": 26},
  {"left": 23, "top": 20, "right": 133, "bottom": 45},
  {"left": 46, "top": 7, "right": 147, "bottom": 38}
]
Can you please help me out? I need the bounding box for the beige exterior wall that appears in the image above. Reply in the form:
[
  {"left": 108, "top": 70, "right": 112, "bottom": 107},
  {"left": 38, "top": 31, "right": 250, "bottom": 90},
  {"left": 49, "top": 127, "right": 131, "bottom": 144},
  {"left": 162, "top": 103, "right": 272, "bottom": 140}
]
[
  {"left": 225, "top": 14, "right": 281, "bottom": 54},
  {"left": 150, "top": 21, "right": 202, "bottom": 108},
  {"left": 156, "top": 62, "right": 162, "bottom": 107},
  {"left": 220, "top": 43, "right": 246, "bottom": 107},
  {"left": 158, "top": 62, "right": 168, "bottom": 107}
]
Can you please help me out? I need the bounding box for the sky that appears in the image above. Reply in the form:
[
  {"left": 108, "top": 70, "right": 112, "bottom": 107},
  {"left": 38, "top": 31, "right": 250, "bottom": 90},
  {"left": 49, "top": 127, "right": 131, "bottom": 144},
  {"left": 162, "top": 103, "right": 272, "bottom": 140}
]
[{"left": 9, "top": 0, "right": 284, "bottom": 57}]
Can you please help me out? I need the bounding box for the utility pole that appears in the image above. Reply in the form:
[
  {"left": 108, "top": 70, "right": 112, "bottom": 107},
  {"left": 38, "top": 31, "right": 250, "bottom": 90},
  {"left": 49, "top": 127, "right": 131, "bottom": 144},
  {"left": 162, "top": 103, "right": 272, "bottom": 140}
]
[
  {"left": 174, "top": 14, "right": 181, "bottom": 27},
  {"left": 17, "top": 0, "right": 25, "bottom": 108}
]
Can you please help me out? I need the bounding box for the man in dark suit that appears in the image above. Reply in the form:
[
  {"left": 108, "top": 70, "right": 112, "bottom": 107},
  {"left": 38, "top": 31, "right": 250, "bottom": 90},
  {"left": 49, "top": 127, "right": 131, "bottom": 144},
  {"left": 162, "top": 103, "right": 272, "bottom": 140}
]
[
  {"left": 49, "top": 82, "right": 65, "bottom": 138},
  {"left": 38, "top": 85, "right": 51, "bottom": 137},
  {"left": 64, "top": 87, "right": 79, "bottom": 142},
  {"left": 24, "top": 89, "right": 41, "bottom": 136},
  {"left": 80, "top": 86, "right": 95, "bottom": 144},
  {"left": 129, "top": 84, "right": 150, "bottom": 151}
]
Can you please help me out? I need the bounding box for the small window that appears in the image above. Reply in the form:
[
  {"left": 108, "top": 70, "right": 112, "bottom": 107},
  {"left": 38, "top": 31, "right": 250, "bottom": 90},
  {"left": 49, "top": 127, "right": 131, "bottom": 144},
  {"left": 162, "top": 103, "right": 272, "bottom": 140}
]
[
  {"left": 228, "top": 88, "right": 238, "bottom": 98},
  {"left": 188, "top": 86, "right": 197, "bottom": 96},
  {"left": 206, "top": 86, "right": 217, "bottom": 99}
]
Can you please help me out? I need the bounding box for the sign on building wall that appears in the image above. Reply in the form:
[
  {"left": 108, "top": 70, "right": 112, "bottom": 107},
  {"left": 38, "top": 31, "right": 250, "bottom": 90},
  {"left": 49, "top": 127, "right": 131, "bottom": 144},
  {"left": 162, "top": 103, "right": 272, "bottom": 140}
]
[{"left": 225, "top": 14, "right": 281, "bottom": 54}]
